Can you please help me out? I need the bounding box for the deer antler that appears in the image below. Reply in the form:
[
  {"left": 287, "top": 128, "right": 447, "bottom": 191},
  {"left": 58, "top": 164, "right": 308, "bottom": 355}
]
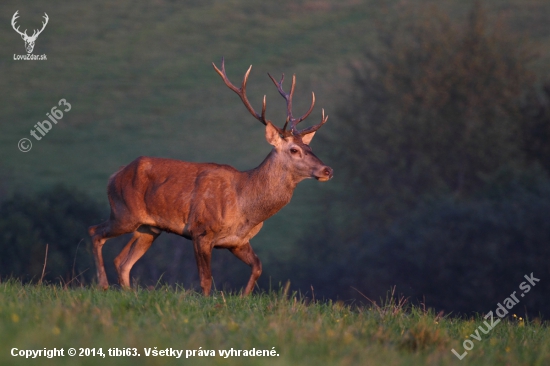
[
  {"left": 267, "top": 73, "right": 315, "bottom": 132},
  {"left": 212, "top": 57, "right": 270, "bottom": 128},
  {"left": 267, "top": 73, "right": 328, "bottom": 137},
  {"left": 11, "top": 11, "right": 28, "bottom": 38},
  {"left": 213, "top": 58, "right": 327, "bottom": 137}
]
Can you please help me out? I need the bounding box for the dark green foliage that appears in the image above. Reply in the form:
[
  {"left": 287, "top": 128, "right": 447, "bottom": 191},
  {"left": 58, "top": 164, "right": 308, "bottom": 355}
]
[
  {"left": 0, "top": 185, "right": 103, "bottom": 284},
  {"left": 287, "top": 169, "right": 550, "bottom": 317},
  {"left": 372, "top": 170, "right": 550, "bottom": 317},
  {"left": 521, "top": 82, "right": 550, "bottom": 174},
  {"left": 331, "top": 2, "right": 535, "bottom": 226}
]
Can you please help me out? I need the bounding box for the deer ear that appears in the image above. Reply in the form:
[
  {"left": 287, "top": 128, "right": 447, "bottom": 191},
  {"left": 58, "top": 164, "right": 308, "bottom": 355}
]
[
  {"left": 301, "top": 131, "right": 316, "bottom": 145},
  {"left": 265, "top": 122, "right": 283, "bottom": 148}
]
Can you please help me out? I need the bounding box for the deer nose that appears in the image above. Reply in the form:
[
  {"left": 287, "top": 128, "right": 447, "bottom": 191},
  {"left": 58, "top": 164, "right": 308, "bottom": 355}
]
[{"left": 322, "top": 166, "right": 333, "bottom": 179}]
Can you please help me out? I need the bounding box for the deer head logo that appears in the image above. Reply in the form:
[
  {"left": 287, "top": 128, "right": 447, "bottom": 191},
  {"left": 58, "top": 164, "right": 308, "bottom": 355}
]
[{"left": 11, "top": 11, "right": 49, "bottom": 54}]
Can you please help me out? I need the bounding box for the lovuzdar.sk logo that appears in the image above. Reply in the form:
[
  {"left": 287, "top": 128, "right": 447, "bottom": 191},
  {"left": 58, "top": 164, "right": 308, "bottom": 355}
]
[{"left": 12, "top": 10, "right": 48, "bottom": 61}]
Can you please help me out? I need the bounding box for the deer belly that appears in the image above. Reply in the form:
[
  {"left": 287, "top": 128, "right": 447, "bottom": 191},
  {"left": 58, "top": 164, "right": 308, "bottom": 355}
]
[{"left": 213, "top": 222, "right": 264, "bottom": 248}]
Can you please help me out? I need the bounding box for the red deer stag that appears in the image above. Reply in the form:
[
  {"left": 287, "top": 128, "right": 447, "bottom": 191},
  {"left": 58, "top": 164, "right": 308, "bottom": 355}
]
[{"left": 88, "top": 58, "right": 333, "bottom": 295}]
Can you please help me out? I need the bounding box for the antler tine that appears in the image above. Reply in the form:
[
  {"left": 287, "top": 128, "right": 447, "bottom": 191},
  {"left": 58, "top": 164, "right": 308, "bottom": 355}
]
[
  {"left": 288, "top": 74, "right": 316, "bottom": 129},
  {"left": 261, "top": 95, "right": 267, "bottom": 121},
  {"left": 296, "top": 108, "right": 328, "bottom": 137},
  {"left": 213, "top": 57, "right": 268, "bottom": 126},
  {"left": 296, "top": 91, "right": 316, "bottom": 124},
  {"left": 268, "top": 73, "right": 293, "bottom": 126}
]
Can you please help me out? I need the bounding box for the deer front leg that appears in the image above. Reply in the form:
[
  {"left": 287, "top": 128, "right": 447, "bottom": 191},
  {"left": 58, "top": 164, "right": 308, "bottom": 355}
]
[
  {"left": 193, "top": 236, "right": 214, "bottom": 296},
  {"left": 114, "top": 226, "right": 159, "bottom": 289},
  {"left": 229, "top": 242, "right": 262, "bottom": 296}
]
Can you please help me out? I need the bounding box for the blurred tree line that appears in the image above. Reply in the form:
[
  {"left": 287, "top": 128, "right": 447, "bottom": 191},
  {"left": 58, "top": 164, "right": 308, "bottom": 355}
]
[
  {"left": 0, "top": 186, "right": 100, "bottom": 284},
  {"left": 1, "top": 1, "right": 549, "bottom": 318},
  {"left": 332, "top": 1, "right": 538, "bottom": 225},
  {"left": 278, "top": 2, "right": 550, "bottom": 318}
]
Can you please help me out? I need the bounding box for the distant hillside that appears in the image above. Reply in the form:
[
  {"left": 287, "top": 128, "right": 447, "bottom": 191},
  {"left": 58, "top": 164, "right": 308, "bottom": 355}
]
[{"left": 1, "top": 0, "right": 549, "bottom": 271}]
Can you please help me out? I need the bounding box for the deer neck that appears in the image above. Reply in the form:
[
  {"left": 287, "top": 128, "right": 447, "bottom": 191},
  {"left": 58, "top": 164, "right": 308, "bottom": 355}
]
[{"left": 239, "top": 150, "right": 299, "bottom": 223}]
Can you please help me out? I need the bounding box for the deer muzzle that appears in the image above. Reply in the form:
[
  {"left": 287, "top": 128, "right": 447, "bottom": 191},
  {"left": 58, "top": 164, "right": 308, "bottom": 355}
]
[{"left": 315, "top": 166, "right": 333, "bottom": 182}]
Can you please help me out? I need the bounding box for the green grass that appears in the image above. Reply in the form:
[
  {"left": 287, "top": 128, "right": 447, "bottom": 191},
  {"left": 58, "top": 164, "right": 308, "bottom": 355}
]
[{"left": 1, "top": 281, "right": 549, "bottom": 365}]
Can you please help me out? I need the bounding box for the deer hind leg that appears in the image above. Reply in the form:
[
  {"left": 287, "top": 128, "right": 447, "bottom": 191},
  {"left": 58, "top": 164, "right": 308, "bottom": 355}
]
[
  {"left": 114, "top": 225, "right": 160, "bottom": 289},
  {"left": 192, "top": 235, "right": 214, "bottom": 296},
  {"left": 229, "top": 242, "right": 262, "bottom": 296},
  {"left": 88, "top": 220, "right": 139, "bottom": 290}
]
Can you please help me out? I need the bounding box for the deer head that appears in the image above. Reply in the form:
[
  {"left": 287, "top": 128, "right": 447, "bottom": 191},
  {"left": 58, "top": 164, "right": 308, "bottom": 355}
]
[
  {"left": 213, "top": 58, "right": 333, "bottom": 183},
  {"left": 11, "top": 11, "right": 49, "bottom": 54}
]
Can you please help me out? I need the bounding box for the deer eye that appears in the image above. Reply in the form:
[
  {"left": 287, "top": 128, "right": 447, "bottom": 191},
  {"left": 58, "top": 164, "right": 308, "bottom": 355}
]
[{"left": 290, "top": 148, "right": 299, "bottom": 154}]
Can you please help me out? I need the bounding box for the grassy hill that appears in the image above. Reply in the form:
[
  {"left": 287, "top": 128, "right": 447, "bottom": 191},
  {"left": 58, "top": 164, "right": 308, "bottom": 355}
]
[
  {"left": 1, "top": 0, "right": 549, "bottom": 278},
  {"left": 1, "top": 281, "right": 549, "bottom": 366}
]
